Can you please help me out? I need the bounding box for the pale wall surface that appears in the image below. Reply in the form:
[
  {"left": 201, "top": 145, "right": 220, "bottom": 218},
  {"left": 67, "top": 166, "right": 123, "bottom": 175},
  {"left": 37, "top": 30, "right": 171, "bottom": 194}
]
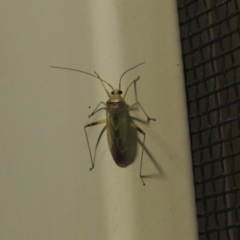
[{"left": 0, "top": 1, "right": 198, "bottom": 239}]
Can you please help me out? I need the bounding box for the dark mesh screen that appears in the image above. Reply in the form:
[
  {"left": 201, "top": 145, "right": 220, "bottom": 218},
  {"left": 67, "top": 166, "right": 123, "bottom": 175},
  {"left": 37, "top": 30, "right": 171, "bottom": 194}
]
[{"left": 177, "top": 1, "right": 240, "bottom": 239}]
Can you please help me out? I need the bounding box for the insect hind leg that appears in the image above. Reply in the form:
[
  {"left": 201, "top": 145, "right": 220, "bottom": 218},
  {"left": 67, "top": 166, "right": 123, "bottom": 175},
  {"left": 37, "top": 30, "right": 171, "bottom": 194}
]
[
  {"left": 130, "top": 122, "right": 146, "bottom": 185},
  {"left": 84, "top": 119, "right": 106, "bottom": 170}
]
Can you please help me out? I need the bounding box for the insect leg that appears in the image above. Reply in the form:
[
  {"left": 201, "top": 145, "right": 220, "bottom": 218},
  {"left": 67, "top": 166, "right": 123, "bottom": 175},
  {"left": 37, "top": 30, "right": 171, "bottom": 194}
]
[
  {"left": 129, "top": 102, "right": 156, "bottom": 121},
  {"left": 123, "top": 76, "right": 140, "bottom": 99},
  {"left": 130, "top": 122, "right": 146, "bottom": 185},
  {"left": 84, "top": 119, "right": 106, "bottom": 170},
  {"left": 88, "top": 102, "right": 106, "bottom": 118}
]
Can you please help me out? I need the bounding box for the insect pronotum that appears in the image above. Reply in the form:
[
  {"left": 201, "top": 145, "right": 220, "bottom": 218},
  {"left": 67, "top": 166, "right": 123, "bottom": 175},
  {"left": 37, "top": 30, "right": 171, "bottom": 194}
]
[{"left": 50, "top": 62, "right": 156, "bottom": 185}]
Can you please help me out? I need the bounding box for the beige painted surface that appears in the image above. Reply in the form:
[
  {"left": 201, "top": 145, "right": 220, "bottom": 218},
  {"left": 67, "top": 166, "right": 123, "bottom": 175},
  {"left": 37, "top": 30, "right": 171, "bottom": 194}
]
[{"left": 0, "top": 1, "right": 198, "bottom": 239}]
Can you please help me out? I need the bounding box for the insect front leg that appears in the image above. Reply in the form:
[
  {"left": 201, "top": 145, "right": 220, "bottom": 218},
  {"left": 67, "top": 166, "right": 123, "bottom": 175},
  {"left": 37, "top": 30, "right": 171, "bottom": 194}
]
[
  {"left": 130, "top": 122, "right": 146, "bottom": 185},
  {"left": 123, "top": 76, "right": 140, "bottom": 99},
  {"left": 88, "top": 102, "right": 106, "bottom": 118},
  {"left": 84, "top": 119, "right": 106, "bottom": 170},
  {"left": 129, "top": 102, "right": 156, "bottom": 121}
]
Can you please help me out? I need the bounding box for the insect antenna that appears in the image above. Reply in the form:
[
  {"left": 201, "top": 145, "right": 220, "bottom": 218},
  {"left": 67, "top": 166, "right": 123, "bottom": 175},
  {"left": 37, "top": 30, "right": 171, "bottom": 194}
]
[
  {"left": 119, "top": 62, "right": 145, "bottom": 90},
  {"left": 50, "top": 66, "right": 114, "bottom": 96}
]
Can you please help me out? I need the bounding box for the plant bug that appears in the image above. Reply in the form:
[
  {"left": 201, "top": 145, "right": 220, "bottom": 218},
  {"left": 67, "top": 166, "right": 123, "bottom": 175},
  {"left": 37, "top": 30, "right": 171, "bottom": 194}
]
[{"left": 50, "top": 62, "right": 156, "bottom": 185}]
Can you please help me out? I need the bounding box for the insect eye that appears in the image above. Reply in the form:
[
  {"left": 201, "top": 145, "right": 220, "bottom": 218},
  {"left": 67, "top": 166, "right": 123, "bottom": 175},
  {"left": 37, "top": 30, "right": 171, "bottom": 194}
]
[
  {"left": 118, "top": 90, "right": 122, "bottom": 94},
  {"left": 111, "top": 91, "right": 114, "bottom": 95}
]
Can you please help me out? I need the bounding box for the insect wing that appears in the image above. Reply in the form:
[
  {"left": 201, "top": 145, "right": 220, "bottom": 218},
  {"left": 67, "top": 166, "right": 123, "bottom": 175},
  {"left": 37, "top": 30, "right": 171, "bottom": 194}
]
[{"left": 106, "top": 106, "right": 129, "bottom": 166}]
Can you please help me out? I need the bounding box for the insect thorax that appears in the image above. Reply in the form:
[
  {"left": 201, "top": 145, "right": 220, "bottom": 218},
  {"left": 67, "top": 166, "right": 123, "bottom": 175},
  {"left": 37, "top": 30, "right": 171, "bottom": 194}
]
[{"left": 106, "top": 98, "right": 126, "bottom": 116}]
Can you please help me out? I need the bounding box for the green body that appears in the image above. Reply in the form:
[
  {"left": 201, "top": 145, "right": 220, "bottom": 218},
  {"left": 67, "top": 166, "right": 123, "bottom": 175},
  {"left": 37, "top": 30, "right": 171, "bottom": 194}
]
[{"left": 106, "top": 91, "right": 129, "bottom": 165}]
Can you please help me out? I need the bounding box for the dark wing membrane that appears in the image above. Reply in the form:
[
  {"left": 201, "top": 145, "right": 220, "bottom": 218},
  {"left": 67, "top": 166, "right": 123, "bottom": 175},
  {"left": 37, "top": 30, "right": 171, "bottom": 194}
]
[{"left": 106, "top": 108, "right": 129, "bottom": 165}]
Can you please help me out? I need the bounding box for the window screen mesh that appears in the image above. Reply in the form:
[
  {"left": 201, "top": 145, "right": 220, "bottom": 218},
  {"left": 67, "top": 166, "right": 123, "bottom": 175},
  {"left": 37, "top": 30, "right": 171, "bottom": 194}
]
[{"left": 177, "top": 0, "right": 240, "bottom": 239}]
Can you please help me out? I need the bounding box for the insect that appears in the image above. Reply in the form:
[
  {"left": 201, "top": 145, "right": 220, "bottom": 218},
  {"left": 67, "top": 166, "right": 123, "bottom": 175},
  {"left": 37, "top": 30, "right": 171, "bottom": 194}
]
[{"left": 50, "top": 62, "right": 156, "bottom": 185}]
